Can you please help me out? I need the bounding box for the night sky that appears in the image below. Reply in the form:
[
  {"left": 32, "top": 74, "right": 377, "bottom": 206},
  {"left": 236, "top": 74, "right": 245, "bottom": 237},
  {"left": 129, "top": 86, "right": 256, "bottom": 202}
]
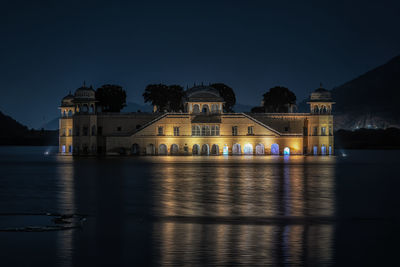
[{"left": 1, "top": 0, "right": 399, "bottom": 128}]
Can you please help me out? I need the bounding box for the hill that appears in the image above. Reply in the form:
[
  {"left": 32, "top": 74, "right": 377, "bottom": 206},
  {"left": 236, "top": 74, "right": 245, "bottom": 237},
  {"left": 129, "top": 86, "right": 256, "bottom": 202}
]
[
  {"left": 0, "top": 110, "right": 57, "bottom": 145},
  {"left": 299, "top": 55, "right": 400, "bottom": 129}
]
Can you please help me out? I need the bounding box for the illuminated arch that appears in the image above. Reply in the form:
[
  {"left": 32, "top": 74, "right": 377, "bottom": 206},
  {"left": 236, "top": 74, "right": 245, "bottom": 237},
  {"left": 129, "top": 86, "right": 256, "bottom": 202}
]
[
  {"left": 244, "top": 144, "right": 253, "bottom": 155},
  {"left": 201, "top": 144, "right": 209, "bottom": 155},
  {"left": 271, "top": 144, "right": 279, "bottom": 155},
  {"left": 202, "top": 104, "right": 210, "bottom": 113},
  {"left": 313, "top": 145, "right": 318, "bottom": 155},
  {"left": 211, "top": 144, "right": 219, "bottom": 155},
  {"left": 170, "top": 144, "right": 179, "bottom": 155},
  {"left": 223, "top": 145, "right": 229, "bottom": 155},
  {"left": 192, "top": 144, "right": 200, "bottom": 155},
  {"left": 255, "top": 144, "right": 265, "bottom": 155},
  {"left": 232, "top": 144, "right": 241, "bottom": 155},
  {"left": 158, "top": 144, "right": 167, "bottom": 155},
  {"left": 283, "top": 147, "right": 290, "bottom": 155},
  {"left": 321, "top": 145, "right": 327, "bottom": 155},
  {"left": 146, "top": 144, "right": 155, "bottom": 155}
]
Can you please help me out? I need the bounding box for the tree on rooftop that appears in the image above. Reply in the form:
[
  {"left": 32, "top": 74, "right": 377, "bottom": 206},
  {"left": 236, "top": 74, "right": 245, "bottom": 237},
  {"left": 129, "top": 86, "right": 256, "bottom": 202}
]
[
  {"left": 262, "top": 86, "right": 296, "bottom": 113},
  {"left": 210, "top": 83, "right": 236, "bottom": 112},
  {"left": 96, "top": 84, "right": 127, "bottom": 112}
]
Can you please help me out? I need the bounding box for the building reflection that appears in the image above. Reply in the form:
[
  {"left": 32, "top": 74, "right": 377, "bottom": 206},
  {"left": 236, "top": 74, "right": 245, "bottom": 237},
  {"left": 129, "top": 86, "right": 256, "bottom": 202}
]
[
  {"left": 152, "top": 156, "right": 335, "bottom": 266},
  {"left": 55, "top": 155, "right": 75, "bottom": 267}
]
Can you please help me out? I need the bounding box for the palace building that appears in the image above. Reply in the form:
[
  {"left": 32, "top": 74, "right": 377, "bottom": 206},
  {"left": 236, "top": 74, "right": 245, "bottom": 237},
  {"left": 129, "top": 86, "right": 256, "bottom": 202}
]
[{"left": 59, "top": 85, "right": 334, "bottom": 156}]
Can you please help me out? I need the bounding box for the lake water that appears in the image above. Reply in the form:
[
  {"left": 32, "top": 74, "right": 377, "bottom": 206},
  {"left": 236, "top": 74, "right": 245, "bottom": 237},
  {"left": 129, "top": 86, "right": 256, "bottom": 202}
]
[{"left": 0, "top": 147, "right": 399, "bottom": 266}]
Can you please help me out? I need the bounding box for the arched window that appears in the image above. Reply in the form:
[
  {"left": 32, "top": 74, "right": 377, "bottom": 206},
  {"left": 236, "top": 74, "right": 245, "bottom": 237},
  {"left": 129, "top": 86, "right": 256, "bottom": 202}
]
[
  {"left": 321, "top": 145, "right": 327, "bottom": 155},
  {"left": 256, "top": 144, "right": 265, "bottom": 155},
  {"left": 284, "top": 147, "right": 290, "bottom": 155},
  {"left": 158, "top": 144, "right": 167, "bottom": 155},
  {"left": 170, "top": 144, "right": 179, "bottom": 155},
  {"left": 82, "top": 105, "right": 89, "bottom": 113},
  {"left": 91, "top": 125, "right": 96, "bottom": 136},
  {"left": 244, "top": 144, "right": 253, "bottom": 155},
  {"left": 313, "top": 145, "right": 318, "bottom": 155},
  {"left": 62, "top": 110, "right": 66, "bottom": 117},
  {"left": 201, "top": 144, "right": 209, "bottom": 155},
  {"left": 223, "top": 145, "right": 229, "bottom": 155},
  {"left": 271, "top": 144, "right": 279, "bottom": 155},
  {"left": 146, "top": 144, "right": 155, "bottom": 155},
  {"left": 202, "top": 104, "right": 209, "bottom": 113},
  {"left": 211, "top": 104, "right": 219, "bottom": 113},
  {"left": 232, "top": 144, "right": 241, "bottom": 155},
  {"left": 192, "top": 125, "right": 201, "bottom": 136},
  {"left": 313, "top": 106, "right": 319, "bottom": 114},
  {"left": 192, "top": 144, "right": 200, "bottom": 155},
  {"left": 329, "top": 145, "right": 332, "bottom": 155},
  {"left": 90, "top": 105, "right": 95, "bottom": 113},
  {"left": 68, "top": 110, "right": 73, "bottom": 117},
  {"left": 193, "top": 104, "right": 200, "bottom": 113},
  {"left": 211, "top": 144, "right": 219, "bottom": 155},
  {"left": 131, "top": 144, "right": 140, "bottom": 155}
]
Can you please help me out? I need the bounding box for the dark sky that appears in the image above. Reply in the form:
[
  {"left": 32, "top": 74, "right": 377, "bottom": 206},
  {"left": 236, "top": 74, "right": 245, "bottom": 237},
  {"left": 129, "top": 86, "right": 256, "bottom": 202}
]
[{"left": 1, "top": 0, "right": 399, "bottom": 128}]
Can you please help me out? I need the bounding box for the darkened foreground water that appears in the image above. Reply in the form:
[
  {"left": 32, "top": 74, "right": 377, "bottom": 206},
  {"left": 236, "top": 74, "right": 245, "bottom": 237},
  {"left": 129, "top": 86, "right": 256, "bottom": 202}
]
[{"left": 0, "top": 147, "right": 399, "bottom": 266}]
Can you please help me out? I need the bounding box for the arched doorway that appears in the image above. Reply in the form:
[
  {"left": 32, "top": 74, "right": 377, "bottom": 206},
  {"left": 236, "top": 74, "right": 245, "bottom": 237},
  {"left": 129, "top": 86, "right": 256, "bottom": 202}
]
[
  {"left": 256, "top": 144, "right": 265, "bottom": 155},
  {"left": 202, "top": 104, "right": 209, "bottom": 113},
  {"left": 284, "top": 147, "right": 290, "bottom": 155},
  {"left": 232, "top": 144, "right": 241, "bottom": 155},
  {"left": 329, "top": 145, "right": 332, "bottom": 155},
  {"left": 271, "top": 144, "right": 279, "bottom": 155},
  {"left": 244, "top": 144, "right": 253, "bottom": 155},
  {"left": 158, "top": 144, "right": 167, "bottom": 155},
  {"left": 146, "top": 144, "right": 155, "bottom": 155},
  {"left": 193, "top": 104, "right": 200, "bottom": 113},
  {"left": 170, "top": 144, "right": 179, "bottom": 155},
  {"left": 321, "top": 145, "right": 326, "bottom": 155},
  {"left": 223, "top": 145, "right": 229, "bottom": 155},
  {"left": 313, "top": 145, "right": 318, "bottom": 155},
  {"left": 201, "top": 144, "right": 209, "bottom": 155},
  {"left": 211, "top": 144, "right": 219, "bottom": 155},
  {"left": 131, "top": 144, "right": 140, "bottom": 155},
  {"left": 192, "top": 144, "right": 200, "bottom": 155}
]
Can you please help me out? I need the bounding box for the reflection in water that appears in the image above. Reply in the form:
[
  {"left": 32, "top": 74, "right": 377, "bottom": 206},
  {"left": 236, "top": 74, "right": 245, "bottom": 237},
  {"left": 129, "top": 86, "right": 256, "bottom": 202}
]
[
  {"left": 56, "top": 156, "right": 75, "bottom": 267},
  {"left": 152, "top": 156, "right": 335, "bottom": 266}
]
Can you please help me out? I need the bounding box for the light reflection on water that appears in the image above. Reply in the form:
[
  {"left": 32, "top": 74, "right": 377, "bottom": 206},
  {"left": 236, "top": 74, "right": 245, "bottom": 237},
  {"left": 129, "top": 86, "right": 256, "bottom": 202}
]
[
  {"left": 0, "top": 147, "right": 339, "bottom": 266},
  {"left": 148, "top": 156, "right": 335, "bottom": 266}
]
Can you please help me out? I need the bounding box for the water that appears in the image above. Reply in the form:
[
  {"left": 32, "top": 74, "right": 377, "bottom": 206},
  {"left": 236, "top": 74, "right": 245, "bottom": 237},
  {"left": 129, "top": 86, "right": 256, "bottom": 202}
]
[{"left": 0, "top": 147, "right": 399, "bottom": 266}]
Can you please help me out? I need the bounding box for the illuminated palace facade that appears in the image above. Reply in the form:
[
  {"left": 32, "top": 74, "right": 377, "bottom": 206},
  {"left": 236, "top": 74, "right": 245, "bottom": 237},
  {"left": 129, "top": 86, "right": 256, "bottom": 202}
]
[{"left": 59, "top": 85, "right": 334, "bottom": 156}]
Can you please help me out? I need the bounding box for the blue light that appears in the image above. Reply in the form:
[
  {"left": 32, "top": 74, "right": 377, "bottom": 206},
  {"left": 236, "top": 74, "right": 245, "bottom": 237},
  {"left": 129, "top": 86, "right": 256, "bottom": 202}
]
[
  {"left": 283, "top": 147, "right": 290, "bottom": 155},
  {"left": 223, "top": 145, "right": 229, "bottom": 155}
]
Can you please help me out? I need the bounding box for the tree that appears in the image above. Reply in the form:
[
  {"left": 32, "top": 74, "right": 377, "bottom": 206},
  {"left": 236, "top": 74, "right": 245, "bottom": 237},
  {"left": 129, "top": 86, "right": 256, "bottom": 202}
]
[
  {"left": 96, "top": 84, "right": 127, "bottom": 112},
  {"left": 210, "top": 83, "right": 236, "bottom": 112},
  {"left": 167, "top": 85, "right": 184, "bottom": 112},
  {"left": 262, "top": 86, "right": 296, "bottom": 113},
  {"left": 143, "top": 84, "right": 184, "bottom": 112},
  {"left": 250, "top": 106, "right": 265, "bottom": 113}
]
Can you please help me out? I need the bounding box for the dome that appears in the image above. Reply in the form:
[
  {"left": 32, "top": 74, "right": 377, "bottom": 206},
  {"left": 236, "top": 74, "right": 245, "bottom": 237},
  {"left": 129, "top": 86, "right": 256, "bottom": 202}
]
[
  {"left": 310, "top": 87, "right": 332, "bottom": 102},
  {"left": 61, "top": 93, "right": 74, "bottom": 107},
  {"left": 185, "top": 85, "right": 224, "bottom": 102},
  {"left": 74, "top": 85, "right": 96, "bottom": 100}
]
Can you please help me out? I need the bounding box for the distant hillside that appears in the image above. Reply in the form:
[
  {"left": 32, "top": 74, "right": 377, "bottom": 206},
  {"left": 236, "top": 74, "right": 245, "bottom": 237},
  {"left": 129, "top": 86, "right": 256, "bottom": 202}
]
[
  {"left": 0, "top": 110, "right": 57, "bottom": 145},
  {"left": 299, "top": 55, "right": 400, "bottom": 129},
  {"left": 0, "top": 111, "right": 28, "bottom": 136},
  {"left": 332, "top": 55, "right": 400, "bottom": 129}
]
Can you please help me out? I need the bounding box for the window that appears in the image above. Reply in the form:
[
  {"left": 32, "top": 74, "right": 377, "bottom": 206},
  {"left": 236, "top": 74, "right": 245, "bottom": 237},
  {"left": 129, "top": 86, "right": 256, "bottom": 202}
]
[
  {"left": 248, "top": 126, "right": 254, "bottom": 135},
  {"left": 97, "top": 126, "right": 103, "bottom": 136},
  {"left": 61, "top": 128, "right": 66, "bottom": 136},
  {"left": 158, "top": 126, "right": 164, "bottom": 135},
  {"left": 313, "top": 127, "right": 318, "bottom": 136},
  {"left": 284, "top": 127, "right": 289, "bottom": 132},
  {"left": 91, "top": 126, "right": 96, "bottom": 136},
  {"left": 173, "top": 126, "right": 180, "bottom": 136},
  {"left": 83, "top": 126, "right": 88, "bottom": 136},
  {"left": 201, "top": 126, "right": 206, "bottom": 136},
  {"left": 192, "top": 125, "right": 200, "bottom": 136},
  {"left": 321, "top": 127, "right": 326, "bottom": 136},
  {"left": 68, "top": 145, "right": 73, "bottom": 153},
  {"left": 117, "top": 126, "right": 122, "bottom": 132},
  {"left": 232, "top": 126, "right": 238, "bottom": 136},
  {"left": 68, "top": 129, "right": 72, "bottom": 136},
  {"left": 329, "top": 126, "right": 332, "bottom": 136},
  {"left": 211, "top": 125, "right": 220, "bottom": 136}
]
